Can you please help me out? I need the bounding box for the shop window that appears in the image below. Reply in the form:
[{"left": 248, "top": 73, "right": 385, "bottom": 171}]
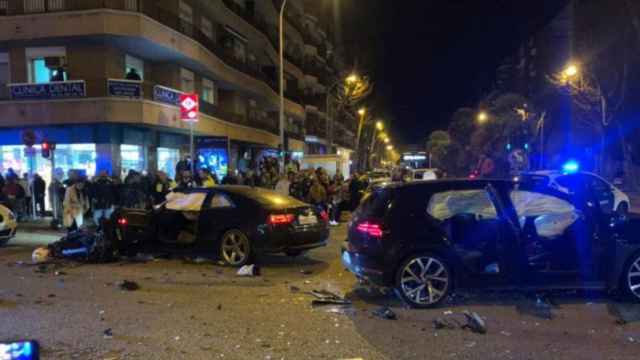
[
  {"left": 201, "top": 78, "right": 216, "bottom": 104},
  {"left": 120, "top": 144, "right": 145, "bottom": 177},
  {"left": 200, "top": 17, "right": 214, "bottom": 40},
  {"left": 180, "top": 68, "right": 195, "bottom": 93},
  {"left": 178, "top": 0, "right": 194, "bottom": 36},
  {"left": 157, "top": 147, "right": 180, "bottom": 180},
  {"left": 125, "top": 54, "right": 144, "bottom": 80},
  {"left": 26, "top": 47, "right": 67, "bottom": 83}
]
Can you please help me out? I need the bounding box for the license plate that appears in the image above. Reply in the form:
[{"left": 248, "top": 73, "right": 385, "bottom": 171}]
[{"left": 298, "top": 215, "right": 318, "bottom": 225}]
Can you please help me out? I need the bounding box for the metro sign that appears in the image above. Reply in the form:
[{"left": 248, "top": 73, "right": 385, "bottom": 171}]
[{"left": 179, "top": 93, "right": 199, "bottom": 122}]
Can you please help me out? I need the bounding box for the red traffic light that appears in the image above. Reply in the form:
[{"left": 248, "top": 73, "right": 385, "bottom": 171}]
[{"left": 42, "top": 142, "right": 50, "bottom": 150}]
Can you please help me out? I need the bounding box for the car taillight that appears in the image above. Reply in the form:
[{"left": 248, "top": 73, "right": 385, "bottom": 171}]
[
  {"left": 319, "top": 211, "right": 329, "bottom": 222},
  {"left": 117, "top": 217, "right": 128, "bottom": 226},
  {"left": 356, "top": 221, "right": 383, "bottom": 238},
  {"left": 269, "top": 214, "right": 295, "bottom": 225}
]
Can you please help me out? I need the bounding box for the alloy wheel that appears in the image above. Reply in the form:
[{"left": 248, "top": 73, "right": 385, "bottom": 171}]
[
  {"left": 221, "top": 230, "right": 250, "bottom": 266},
  {"left": 627, "top": 256, "right": 640, "bottom": 300},
  {"left": 398, "top": 255, "right": 450, "bottom": 307}
]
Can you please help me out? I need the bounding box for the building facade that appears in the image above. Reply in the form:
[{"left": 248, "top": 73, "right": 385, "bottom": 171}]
[{"left": 0, "top": 0, "right": 353, "bottom": 181}]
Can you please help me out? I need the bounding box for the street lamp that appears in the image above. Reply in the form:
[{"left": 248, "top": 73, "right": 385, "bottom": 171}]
[
  {"left": 383, "top": 137, "right": 390, "bottom": 144},
  {"left": 376, "top": 121, "right": 384, "bottom": 131},
  {"left": 358, "top": 107, "right": 366, "bottom": 116},
  {"left": 386, "top": 145, "right": 393, "bottom": 151},
  {"left": 346, "top": 73, "right": 360, "bottom": 84},
  {"left": 563, "top": 63, "right": 579, "bottom": 78},
  {"left": 477, "top": 111, "right": 488, "bottom": 124}
]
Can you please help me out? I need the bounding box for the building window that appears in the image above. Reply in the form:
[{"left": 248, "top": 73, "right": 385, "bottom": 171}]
[
  {"left": 178, "top": 0, "right": 194, "bottom": 36},
  {"left": 200, "top": 17, "right": 214, "bottom": 40},
  {"left": 26, "top": 47, "right": 67, "bottom": 83},
  {"left": 233, "top": 38, "right": 247, "bottom": 63},
  {"left": 124, "top": 0, "right": 138, "bottom": 11},
  {"left": 0, "top": 53, "right": 8, "bottom": 99},
  {"left": 23, "top": 0, "right": 44, "bottom": 13},
  {"left": 47, "top": 0, "right": 64, "bottom": 11},
  {"left": 201, "top": 78, "right": 216, "bottom": 104},
  {"left": 180, "top": 68, "right": 195, "bottom": 93},
  {"left": 121, "top": 144, "right": 145, "bottom": 177},
  {"left": 157, "top": 148, "right": 180, "bottom": 180},
  {"left": 0, "top": 1, "right": 8, "bottom": 14},
  {"left": 125, "top": 54, "right": 144, "bottom": 80}
]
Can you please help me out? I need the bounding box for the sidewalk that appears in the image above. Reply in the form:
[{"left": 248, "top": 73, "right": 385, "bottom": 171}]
[{"left": 11, "top": 217, "right": 64, "bottom": 246}]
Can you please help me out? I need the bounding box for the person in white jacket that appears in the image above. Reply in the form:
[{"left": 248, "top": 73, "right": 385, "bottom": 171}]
[
  {"left": 274, "top": 173, "right": 292, "bottom": 196},
  {"left": 63, "top": 181, "right": 89, "bottom": 231}
]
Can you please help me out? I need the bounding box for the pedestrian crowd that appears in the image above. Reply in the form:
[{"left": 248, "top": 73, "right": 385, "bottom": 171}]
[{"left": 0, "top": 154, "right": 372, "bottom": 231}]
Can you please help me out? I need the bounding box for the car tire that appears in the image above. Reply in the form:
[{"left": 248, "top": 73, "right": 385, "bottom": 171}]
[
  {"left": 395, "top": 253, "right": 452, "bottom": 308},
  {"left": 617, "top": 202, "right": 629, "bottom": 221},
  {"left": 623, "top": 252, "right": 640, "bottom": 302},
  {"left": 219, "top": 229, "right": 252, "bottom": 267},
  {"left": 0, "top": 237, "right": 9, "bottom": 247}
]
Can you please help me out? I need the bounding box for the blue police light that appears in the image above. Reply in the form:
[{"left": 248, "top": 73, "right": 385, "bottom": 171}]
[
  {"left": 506, "top": 143, "right": 512, "bottom": 151},
  {"left": 524, "top": 143, "right": 529, "bottom": 150},
  {"left": 562, "top": 160, "right": 580, "bottom": 173}
]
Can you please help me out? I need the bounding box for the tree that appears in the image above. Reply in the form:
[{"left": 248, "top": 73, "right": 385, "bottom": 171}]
[{"left": 426, "top": 130, "right": 451, "bottom": 169}]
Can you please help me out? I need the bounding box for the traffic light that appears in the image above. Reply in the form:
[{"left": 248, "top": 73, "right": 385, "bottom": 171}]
[{"left": 41, "top": 141, "right": 51, "bottom": 159}]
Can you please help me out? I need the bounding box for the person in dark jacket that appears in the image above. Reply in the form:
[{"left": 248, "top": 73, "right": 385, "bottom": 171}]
[
  {"left": 90, "top": 171, "right": 115, "bottom": 226},
  {"left": 32, "top": 174, "right": 46, "bottom": 216}
]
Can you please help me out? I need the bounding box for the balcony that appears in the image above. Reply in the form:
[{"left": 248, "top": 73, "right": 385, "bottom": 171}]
[
  {"left": 303, "top": 94, "right": 326, "bottom": 111},
  {"left": 0, "top": 0, "right": 304, "bottom": 116},
  {"left": 305, "top": 112, "right": 327, "bottom": 139}
]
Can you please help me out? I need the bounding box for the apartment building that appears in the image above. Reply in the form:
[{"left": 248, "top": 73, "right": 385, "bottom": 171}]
[{"left": 0, "top": 0, "right": 351, "bottom": 180}]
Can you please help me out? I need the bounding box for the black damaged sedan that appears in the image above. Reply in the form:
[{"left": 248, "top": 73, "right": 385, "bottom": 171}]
[
  {"left": 111, "top": 186, "right": 329, "bottom": 266},
  {"left": 342, "top": 179, "right": 640, "bottom": 308}
]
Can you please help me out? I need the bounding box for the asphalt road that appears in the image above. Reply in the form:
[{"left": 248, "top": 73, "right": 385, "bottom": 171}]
[{"left": 2, "top": 225, "right": 640, "bottom": 360}]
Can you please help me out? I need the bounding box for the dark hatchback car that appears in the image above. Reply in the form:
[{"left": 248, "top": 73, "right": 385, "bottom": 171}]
[
  {"left": 111, "top": 186, "right": 329, "bottom": 266},
  {"left": 342, "top": 179, "right": 640, "bottom": 308}
]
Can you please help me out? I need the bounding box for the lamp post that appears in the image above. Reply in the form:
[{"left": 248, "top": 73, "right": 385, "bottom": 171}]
[
  {"left": 279, "top": 0, "right": 288, "bottom": 171},
  {"left": 325, "top": 73, "right": 359, "bottom": 153},
  {"left": 477, "top": 111, "right": 488, "bottom": 124},
  {"left": 368, "top": 121, "right": 384, "bottom": 169}
]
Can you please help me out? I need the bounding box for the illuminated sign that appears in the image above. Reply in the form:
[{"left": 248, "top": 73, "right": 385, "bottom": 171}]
[
  {"left": 108, "top": 79, "right": 142, "bottom": 98},
  {"left": 403, "top": 155, "right": 427, "bottom": 161},
  {"left": 9, "top": 80, "right": 86, "bottom": 100},
  {"left": 179, "top": 94, "right": 199, "bottom": 122},
  {"left": 153, "top": 85, "right": 182, "bottom": 106}
]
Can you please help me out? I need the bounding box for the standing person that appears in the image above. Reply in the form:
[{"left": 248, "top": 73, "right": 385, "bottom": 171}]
[
  {"left": 89, "top": 171, "right": 115, "bottom": 227},
  {"left": 176, "top": 170, "right": 196, "bottom": 190},
  {"left": 175, "top": 155, "right": 191, "bottom": 183},
  {"left": 2, "top": 176, "right": 22, "bottom": 214},
  {"left": 308, "top": 178, "right": 327, "bottom": 213},
  {"left": 327, "top": 180, "right": 340, "bottom": 226},
  {"left": 221, "top": 170, "right": 238, "bottom": 185},
  {"left": 19, "top": 173, "right": 31, "bottom": 219},
  {"left": 63, "top": 180, "right": 89, "bottom": 231},
  {"left": 349, "top": 172, "right": 363, "bottom": 210},
  {"left": 476, "top": 153, "right": 496, "bottom": 178},
  {"left": 275, "top": 173, "right": 292, "bottom": 196},
  {"left": 152, "top": 171, "right": 172, "bottom": 205},
  {"left": 49, "top": 173, "right": 65, "bottom": 223},
  {"left": 32, "top": 174, "right": 46, "bottom": 216},
  {"left": 198, "top": 168, "right": 216, "bottom": 188}
]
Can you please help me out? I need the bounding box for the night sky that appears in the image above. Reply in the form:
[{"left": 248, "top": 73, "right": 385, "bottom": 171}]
[{"left": 340, "top": 0, "right": 569, "bottom": 147}]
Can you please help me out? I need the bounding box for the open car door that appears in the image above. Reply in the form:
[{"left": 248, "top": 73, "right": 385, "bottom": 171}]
[{"left": 156, "top": 191, "right": 207, "bottom": 246}]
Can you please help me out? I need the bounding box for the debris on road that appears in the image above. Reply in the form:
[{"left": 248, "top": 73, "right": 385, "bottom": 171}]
[
  {"left": 117, "top": 280, "right": 140, "bottom": 291},
  {"left": 462, "top": 311, "right": 487, "bottom": 334},
  {"left": 516, "top": 296, "right": 556, "bottom": 320},
  {"left": 237, "top": 264, "right": 260, "bottom": 277},
  {"left": 300, "top": 269, "right": 313, "bottom": 275},
  {"left": 371, "top": 306, "right": 397, "bottom": 320},
  {"left": 103, "top": 328, "right": 113, "bottom": 339},
  {"left": 608, "top": 302, "right": 640, "bottom": 324},
  {"left": 433, "top": 318, "right": 460, "bottom": 330},
  {"left": 32, "top": 247, "right": 51, "bottom": 264},
  {"left": 310, "top": 289, "right": 351, "bottom": 306},
  {"left": 289, "top": 285, "right": 301, "bottom": 293}
]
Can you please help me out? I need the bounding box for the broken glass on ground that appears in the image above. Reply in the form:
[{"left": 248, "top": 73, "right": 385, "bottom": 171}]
[
  {"left": 515, "top": 295, "right": 557, "bottom": 319},
  {"left": 371, "top": 306, "right": 397, "bottom": 320},
  {"left": 310, "top": 289, "right": 352, "bottom": 306}
]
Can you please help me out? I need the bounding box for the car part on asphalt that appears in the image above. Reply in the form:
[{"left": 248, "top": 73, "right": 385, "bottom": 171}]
[
  {"left": 236, "top": 264, "right": 260, "bottom": 276},
  {"left": 371, "top": 306, "right": 397, "bottom": 320},
  {"left": 310, "top": 289, "right": 351, "bottom": 306},
  {"left": 117, "top": 280, "right": 140, "bottom": 291},
  {"left": 462, "top": 311, "right": 487, "bottom": 334}
]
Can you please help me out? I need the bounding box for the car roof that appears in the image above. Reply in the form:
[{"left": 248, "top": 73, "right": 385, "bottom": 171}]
[
  {"left": 379, "top": 178, "right": 513, "bottom": 190},
  {"left": 172, "top": 186, "right": 307, "bottom": 208},
  {"left": 523, "top": 170, "right": 600, "bottom": 179}
]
